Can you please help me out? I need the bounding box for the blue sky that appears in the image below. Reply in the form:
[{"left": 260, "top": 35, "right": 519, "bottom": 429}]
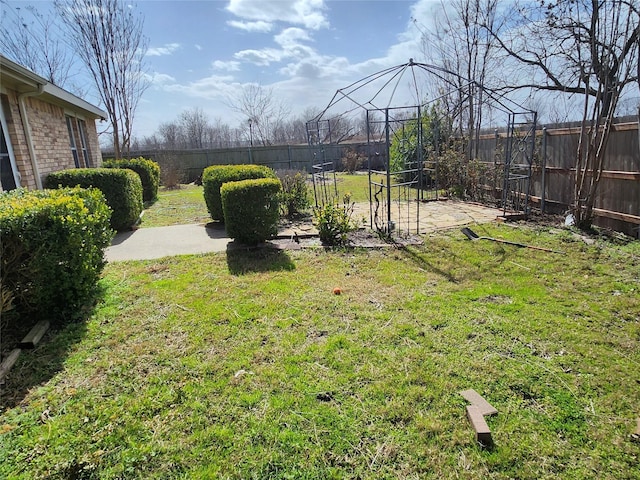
[
  {"left": 133, "top": 0, "right": 437, "bottom": 139},
  {"left": 4, "top": 1, "right": 638, "bottom": 141}
]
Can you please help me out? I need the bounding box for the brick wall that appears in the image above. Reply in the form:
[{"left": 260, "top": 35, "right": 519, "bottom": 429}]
[
  {"left": 24, "top": 95, "right": 77, "bottom": 183},
  {"left": 84, "top": 119, "right": 103, "bottom": 167},
  {"left": 2, "top": 89, "right": 103, "bottom": 190}
]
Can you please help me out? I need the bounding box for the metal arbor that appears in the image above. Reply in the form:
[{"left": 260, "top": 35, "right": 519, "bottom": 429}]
[{"left": 306, "top": 59, "right": 538, "bottom": 235}]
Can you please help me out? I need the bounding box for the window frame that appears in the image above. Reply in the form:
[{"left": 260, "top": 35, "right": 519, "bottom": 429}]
[
  {"left": 77, "top": 118, "right": 92, "bottom": 167},
  {"left": 65, "top": 115, "right": 81, "bottom": 168},
  {"left": 0, "top": 97, "right": 21, "bottom": 191}
]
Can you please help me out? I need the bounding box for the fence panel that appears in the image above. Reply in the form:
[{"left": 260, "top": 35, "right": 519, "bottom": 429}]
[
  {"left": 475, "top": 119, "right": 639, "bottom": 236},
  {"left": 119, "top": 118, "right": 638, "bottom": 236}
]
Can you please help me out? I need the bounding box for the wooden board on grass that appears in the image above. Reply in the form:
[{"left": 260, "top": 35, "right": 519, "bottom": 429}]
[{"left": 19, "top": 320, "right": 50, "bottom": 349}]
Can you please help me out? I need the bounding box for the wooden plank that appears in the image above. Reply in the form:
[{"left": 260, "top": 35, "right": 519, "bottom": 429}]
[
  {"left": 466, "top": 405, "right": 492, "bottom": 445},
  {"left": 0, "top": 349, "right": 21, "bottom": 382},
  {"left": 460, "top": 389, "right": 499, "bottom": 416},
  {"left": 592, "top": 208, "right": 640, "bottom": 225},
  {"left": 476, "top": 121, "right": 637, "bottom": 139},
  {"left": 19, "top": 320, "right": 50, "bottom": 349},
  {"left": 543, "top": 166, "right": 640, "bottom": 181}
]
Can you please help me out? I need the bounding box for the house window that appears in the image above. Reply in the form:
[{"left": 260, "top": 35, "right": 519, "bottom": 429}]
[
  {"left": 77, "top": 119, "right": 92, "bottom": 167},
  {"left": 0, "top": 99, "right": 19, "bottom": 191},
  {"left": 66, "top": 115, "right": 81, "bottom": 168}
]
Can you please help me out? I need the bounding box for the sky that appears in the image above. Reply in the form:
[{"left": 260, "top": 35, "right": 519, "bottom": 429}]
[
  {"left": 131, "top": 0, "right": 437, "bottom": 140},
  {"left": 3, "top": 0, "right": 639, "bottom": 143},
  {"left": 0, "top": 0, "right": 462, "bottom": 142}
]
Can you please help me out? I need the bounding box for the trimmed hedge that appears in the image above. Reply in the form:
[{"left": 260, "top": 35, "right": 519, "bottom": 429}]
[
  {"left": 103, "top": 157, "right": 160, "bottom": 202},
  {"left": 45, "top": 168, "right": 143, "bottom": 231},
  {"left": 202, "top": 164, "right": 276, "bottom": 222},
  {"left": 0, "top": 187, "right": 113, "bottom": 324},
  {"left": 221, "top": 178, "right": 282, "bottom": 245}
]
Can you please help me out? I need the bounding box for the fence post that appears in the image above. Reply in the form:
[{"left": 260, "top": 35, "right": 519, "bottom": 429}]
[{"left": 541, "top": 127, "right": 547, "bottom": 213}]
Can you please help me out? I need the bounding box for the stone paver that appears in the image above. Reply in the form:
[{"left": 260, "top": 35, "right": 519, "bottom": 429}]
[
  {"left": 106, "top": 200, "right": 504, "bottom": 261},
  {"left": 350, "top": 199, "right": 502, "bottom": 235}
]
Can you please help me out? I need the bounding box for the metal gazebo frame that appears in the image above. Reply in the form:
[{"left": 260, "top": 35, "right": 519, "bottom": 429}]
[{"left": 306, "top": 59, "right": 538, "bottom": 235}]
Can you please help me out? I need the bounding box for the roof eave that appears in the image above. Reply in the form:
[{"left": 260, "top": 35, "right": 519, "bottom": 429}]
[
  {"left": 41, "top": 83, "right": 108, "bottom": 120},
  {"left": 1, "top": 54, "right": 107, "bottom": 120}
]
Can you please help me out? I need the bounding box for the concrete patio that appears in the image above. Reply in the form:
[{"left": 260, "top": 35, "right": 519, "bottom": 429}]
[{"left": 105, "top": 199, "right": 504, "bottom": 262}]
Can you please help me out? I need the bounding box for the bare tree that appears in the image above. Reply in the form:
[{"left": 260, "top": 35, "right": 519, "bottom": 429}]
[
  {"left": 179, "top": 107, "right": 209, "bottom": 149},
  {"left": 157, "top": 121, "right": 183, "bottom": 149},
  {"left": 56, "top": 0, "right": 149, "bottom": 158},
  {"left": 487, "top": 0, "right": 639, "bottom": 228},
  {"left": 211, "top": 118, "right": 237, "bottom": 148},
  {"left": 0, "top": 2, "right": 76, "bottom": 89},
  {"left": 228, "top": 84, "right": 291, "bottom": 146},
  {"left": 418, "top": 0, "right": 501, "bottom": 159},
  {"left": 357, "top": 110, "right": 384, "bottom": 138}
]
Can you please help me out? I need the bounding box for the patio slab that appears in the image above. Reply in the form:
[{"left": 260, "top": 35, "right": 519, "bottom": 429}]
[{"left": 105, "top": 200, "right": 504, "bottom": 262}]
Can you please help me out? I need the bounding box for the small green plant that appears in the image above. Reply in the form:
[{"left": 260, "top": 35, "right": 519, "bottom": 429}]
[
  {"left": 389, "top": 106, "right": 448, "bottom": 180},
  {"left": 276, "top": 170, "right": 310, "bottom": 217},
  {"left": 313, "top": 193, "right": 355, "bottom": 245}
]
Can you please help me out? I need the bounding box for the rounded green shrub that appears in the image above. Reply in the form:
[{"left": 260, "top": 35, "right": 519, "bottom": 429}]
[
  {"left": 103, "top": 157, "right": 160, "bottom": 202},
  {"left": 202, "top": 164, "right": 276, "bottom": 222},
  {"left": 0, "top": 187, "right": 113, "bottom": 324},
  {"left": 45, "top": 168, "right": 143, "bottom": 231},
  {"left": 221, "top": 177, "right": 282, "bottom": 245}
]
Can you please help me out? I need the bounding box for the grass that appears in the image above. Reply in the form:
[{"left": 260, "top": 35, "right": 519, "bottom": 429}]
[
  {"left": 1, "top": 223, "right": 638, "bottom": 479},
  {"left": 141, "top": 185, "right": 211, "bottom": 228},
  {"left": 139, "top": 173, "right": 407, "bottom": 229}
]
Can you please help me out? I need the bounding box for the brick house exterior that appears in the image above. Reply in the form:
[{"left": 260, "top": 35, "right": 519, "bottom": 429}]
[{"left": 1, "top": 55, "right": 107, "bottom": 192}]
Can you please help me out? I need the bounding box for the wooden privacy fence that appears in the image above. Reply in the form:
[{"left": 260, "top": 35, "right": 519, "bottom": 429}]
[
  {"left": 123, "top": 142, "right": 386, "bottom": 183},
  {"left": 119, "top": 118, "right": 639, "bottom": 236},
  {"left": 473, "top": 118, "right": 639, "bottom": 237}
]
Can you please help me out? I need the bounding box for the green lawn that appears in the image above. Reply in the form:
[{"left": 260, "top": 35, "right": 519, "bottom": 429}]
[
  {"left": 141, "top": 173, "right": 412, "bottom": 229},
  {"left": 141, "top": 185, "right": 211, "bottom": 228},
  {"left": 1, "top": 223, "right": 638, "bottom": 479}
]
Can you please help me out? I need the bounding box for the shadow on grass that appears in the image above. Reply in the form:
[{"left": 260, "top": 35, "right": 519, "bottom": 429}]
[
  {"left": 226, "top": 245, "right": 296, "bottom": 275},
  {"left": 397, "top": 245, "right": 461, "bottom": 283},
  {"left": 143, "top": 198, "right": 159, "bottom": 209},
  {"left": 0, "top": 291, "right": 104, "bottom": 410}
]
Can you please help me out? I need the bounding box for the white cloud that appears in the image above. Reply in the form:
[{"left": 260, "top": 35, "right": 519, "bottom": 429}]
[
  {"left": 146, "top": 72, "right": 177, "bottom": 85},
  {"left": 279, "top": 55, "right": 349, "bottom": 79},
  {"left": 229, "top": 25, "right": 315, "bottom": 68},
  {"left": 226, "top": 0, "right": 328, "bottom": 30},
  {"left": 213, "top": 60, "right": 241, "bottom": 71},
  {"left": 146, "top": 42, "right": 181, "bottom": 56},
  {"left": 134, "top": 0, "right": 444, "bottom": 137},
  {"left": 227, "top": 20, "right": 273, "bottom": 32},
  {"left": 194, "top": 44, "right": 203, "bottom": 51},
  {"left": 161, "top": 74, "right": 241, "bottom": 101},
  {"left": 234, "top": 48, "right": 284, "bottom": 66},
  {"left": 274, "top": 27, "right": 311, "bottom": 46}
]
